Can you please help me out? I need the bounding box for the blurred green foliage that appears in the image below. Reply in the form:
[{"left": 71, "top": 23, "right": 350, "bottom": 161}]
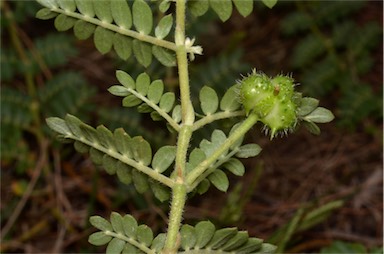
[{"left": 281, "top": 1, "right": 382, "bottom": 130}]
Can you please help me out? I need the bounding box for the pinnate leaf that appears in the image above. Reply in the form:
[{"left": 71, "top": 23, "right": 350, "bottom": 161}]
[{"left": 188, "top": 0, "right": 209, "bottom": 17}]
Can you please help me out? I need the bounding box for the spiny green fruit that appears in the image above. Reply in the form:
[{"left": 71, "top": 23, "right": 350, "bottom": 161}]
[{"left": 240, "top": 70, "right": 298, "bottom": 139}]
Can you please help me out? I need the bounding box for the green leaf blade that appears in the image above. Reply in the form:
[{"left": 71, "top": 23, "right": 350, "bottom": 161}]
[
  {"left": 303, "top": 107, "right": 335, "bottom": 123},
  {"left": 200, "top": 86, "right": 219, "bottom": 115},
  {"left": 233, "top": 0, "right": 253, "bottom": 17},
  {"left": 133, "top": 0, "right": 153, "bottom": 35},
  {"left": 90, "top": 216, "right": 113, "bottom": 232},
  {"left": 152, "top": 146, "right": 176, "bottom": 173},
  {"left": 208, "top": 169, "right": 229, "bottom": 192},
  {"left": 94, "top": 27, "right": 114, "bottom": 54},
  {"left": 88, "top": 232, "right": 112, "bottom": 246},
  {"left": 111, "top": 0, "right": 133, "bottom": 29},
  {"left": 132, "top": 40, "right": 152, "bottom": 67},
  {"left": 210, "top": 0, "right": 233, "bottom": 22},
  {"left": 155, "top": 14, "right": 173, "bottom": 39}
]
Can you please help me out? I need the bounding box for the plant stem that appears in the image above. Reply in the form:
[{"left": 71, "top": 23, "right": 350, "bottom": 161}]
[
  {"left": 186, "top": 113, "right": 259, "bottom": 188},
  {"left": 162, "top": 1, "right": 193, "bottom": 253},
  {"left": 162, "top": 184, "right": 187, "bottom": 253}
]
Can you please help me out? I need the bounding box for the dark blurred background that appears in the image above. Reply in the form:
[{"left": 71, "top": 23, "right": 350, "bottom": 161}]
[{"left": 1, "top": 0, "right": 382, "bottom": 253}]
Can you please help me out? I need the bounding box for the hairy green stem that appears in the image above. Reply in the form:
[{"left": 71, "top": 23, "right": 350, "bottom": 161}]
[
  {"left": 163, "top": 184, "right": 187, "bottom": 253},
  {"left": 186, "top": 113, "right": 259, "bottom": 188},
  {"left": 162, "top": 1, "right": 193, "bottom": 253},
  {"left": 193, "top": 110, "right": 245, "bottom": 131}
]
